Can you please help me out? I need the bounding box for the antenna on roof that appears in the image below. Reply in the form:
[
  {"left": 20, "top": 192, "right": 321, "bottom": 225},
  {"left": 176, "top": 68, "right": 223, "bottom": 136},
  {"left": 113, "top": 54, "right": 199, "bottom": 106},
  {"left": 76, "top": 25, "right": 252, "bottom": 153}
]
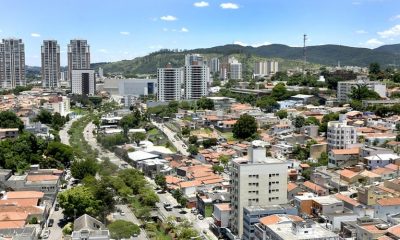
[{"left": 303, "top": 34, "right": 307, "bottom": 74}]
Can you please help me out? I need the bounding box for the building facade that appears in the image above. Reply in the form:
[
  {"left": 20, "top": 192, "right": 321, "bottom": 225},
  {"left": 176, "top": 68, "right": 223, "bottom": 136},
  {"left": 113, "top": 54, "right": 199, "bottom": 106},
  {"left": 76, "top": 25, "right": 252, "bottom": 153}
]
[
  {"left": 0, "top": 39, "right": 26, "bottom": 89},
  {"left": 327, "top": 120, "right": 357, "bottom": 150},
  {"left": 230, "top": 141, "right": 288, "bottom": 238},
  {"left": 71, "top": 69, "right": 96, "bottom": 95},
  {"left": 185, "top": 53, "right": 204, "bottom": 66},
  {"left": 337, "top": 79, "right": 386, "bottom": 103},
  {"left": 41, "top": 40, "right": 60, "bottom": 89},
  {"left": 157, "top": 67, "right": 182, "bottom": 102},
  {"left": 67, "top": 39, "right": 90, "bottom": 81},
  {"left": 184, "top": 64, "right": 209, "bottom": 100},
  {"left": 209, "top": 57, "right": 220, "bottom": 74},
  {"left": 254, "top": 61, "right": 279, "bottom": 76}
]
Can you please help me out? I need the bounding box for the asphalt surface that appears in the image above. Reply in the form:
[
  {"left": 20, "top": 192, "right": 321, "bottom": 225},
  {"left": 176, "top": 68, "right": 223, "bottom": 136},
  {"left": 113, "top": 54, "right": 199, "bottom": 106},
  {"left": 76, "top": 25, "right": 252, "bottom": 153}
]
[{"left": 151, "top": 121, "right": 190, "bottom": 156}]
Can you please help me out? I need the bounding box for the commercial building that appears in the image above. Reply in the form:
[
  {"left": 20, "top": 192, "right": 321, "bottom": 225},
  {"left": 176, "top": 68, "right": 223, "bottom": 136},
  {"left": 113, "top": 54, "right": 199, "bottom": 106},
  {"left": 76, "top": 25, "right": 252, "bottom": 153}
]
[
  {"left": 184, "top": 64, "right": 209, "bottom": 100},
  {"left": 327, "top": 120, "right": 357, "bottom": 150},
  {"left": 0, "top": 38, "right": 26, "bottom": 89},
  {"left": 41, "top": 40, "right": 60, "bottom": 89},
  {"left": 230, "top": 141, "right": 288, "bottom": 237},
  {"left": 104, "top": 78, "right": 156, "bottom": 96},
  {"left": 71, "top": 69, "right": 96, "bottom": 95},
  {"left": 337, "top": 78, "right": 386, "bottom": 103},
  {"left": 68, "top": 39, "right": 90, "bottom": 81},
  {"left": 157, "top": 66, "right": 182, "bottom": 101}
]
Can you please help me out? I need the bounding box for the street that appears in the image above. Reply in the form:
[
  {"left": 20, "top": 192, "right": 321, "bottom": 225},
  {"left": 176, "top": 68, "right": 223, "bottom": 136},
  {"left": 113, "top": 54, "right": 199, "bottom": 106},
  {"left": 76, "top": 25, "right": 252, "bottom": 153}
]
[
  {"left": 151, "top": 120, "right": 190, "bottom": 156},
  {"left": 113, "top": 204, "right": 148, "bottom": 239}
]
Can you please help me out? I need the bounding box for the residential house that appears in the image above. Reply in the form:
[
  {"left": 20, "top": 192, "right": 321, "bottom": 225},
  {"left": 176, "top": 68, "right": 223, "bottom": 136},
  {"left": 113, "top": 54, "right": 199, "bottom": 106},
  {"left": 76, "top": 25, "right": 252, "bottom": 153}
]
[
  {"left": 328, "top": 147, "right": 360, "bottom": 168},
  {"left": 71, "top": 214, "right": 110, "bottom": 240}
]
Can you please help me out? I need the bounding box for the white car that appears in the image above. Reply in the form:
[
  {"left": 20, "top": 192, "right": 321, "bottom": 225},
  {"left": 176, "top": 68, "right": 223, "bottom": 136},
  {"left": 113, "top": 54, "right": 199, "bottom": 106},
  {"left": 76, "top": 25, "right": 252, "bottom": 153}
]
[
  {"left": 120, "top": 211, "right": 126, "bottom": 216},
  {"left": 41, "top": 229, "right": 50, "bottom": 239}
]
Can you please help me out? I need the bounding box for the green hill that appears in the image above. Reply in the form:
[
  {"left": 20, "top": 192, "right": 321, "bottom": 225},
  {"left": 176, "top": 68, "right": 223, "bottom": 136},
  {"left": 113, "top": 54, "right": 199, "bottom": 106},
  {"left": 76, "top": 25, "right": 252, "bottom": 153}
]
[{"left": 91, "top": 43, "right": 400, "bottom": 76}]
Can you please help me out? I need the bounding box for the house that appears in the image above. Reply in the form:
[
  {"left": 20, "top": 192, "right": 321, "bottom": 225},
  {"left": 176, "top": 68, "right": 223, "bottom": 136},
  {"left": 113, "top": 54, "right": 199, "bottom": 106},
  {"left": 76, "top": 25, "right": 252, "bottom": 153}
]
[
  {"left": 216, "top": 120, "right": 237, "bottom": 132},
  {"left": 364, "top": 154, "right": 400, "bottom": 169},
  {"left": 312, "top": 195, "right": 344, "bottom": 217},
  {"left": 340, "top": 216, "right": 390, "bottom": 240},
  {"left": 328, "top": 147, "right": 360, "bottom": 168},
  {"left": 302, "top": 181, "right": 329, "bottom": 196},
  {"left": 211, "top": 203, "right": 230, "bottom": 235},
  {"left": 71, "top": 214, "right": 110, "bottom": 240},
  {"left": 287, "top": 182, "right": 302, "bottom": 200},
  {"left": 375, "top": 198, "right": 400, "bottom": 221},
  {"left": 0, "top": 128, "right": 19, "bottom": 140}
]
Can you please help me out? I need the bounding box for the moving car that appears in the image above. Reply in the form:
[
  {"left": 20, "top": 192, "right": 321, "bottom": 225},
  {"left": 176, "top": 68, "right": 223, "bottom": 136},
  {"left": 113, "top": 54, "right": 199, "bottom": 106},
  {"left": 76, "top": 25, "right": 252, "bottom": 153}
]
[
  {"left": 41, "top": 229, "right": 50, "bottom": 239},
  {"left": 48, "top": 219, "right": 54, "bottom": 227}
]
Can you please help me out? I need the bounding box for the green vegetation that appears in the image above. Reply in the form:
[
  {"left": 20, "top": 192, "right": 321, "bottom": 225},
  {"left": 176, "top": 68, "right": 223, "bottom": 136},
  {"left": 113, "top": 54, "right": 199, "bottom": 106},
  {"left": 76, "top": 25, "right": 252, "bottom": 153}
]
[
  {"left": 68, "top": 115, "right": 99, "bottom": 161},
  {"left": 57, "top": 186, "right": 103, "bottom": 218},
  {"left": 0, "top": 85, "right": 33, "bottom": 95},
  {"left": 196, "top": 97, "right": 214, "bottom": 110},
  {"left": 108, "top": 220, "right": 140, "bottom": 239},
  {"left": 35, "top": 109, "right": 69, "bottom": 131},
  {"left": 232, "top": 114, "right": 258, "bottom": 139},
  {"left": 70, "top": 158, "right": 98, "bottom": 180},
  {"left": 275, "top": 110, "right": 288, "bottom": 119},
  {"left": 0, "top": 111, "right": 24, "bottom": 131}
]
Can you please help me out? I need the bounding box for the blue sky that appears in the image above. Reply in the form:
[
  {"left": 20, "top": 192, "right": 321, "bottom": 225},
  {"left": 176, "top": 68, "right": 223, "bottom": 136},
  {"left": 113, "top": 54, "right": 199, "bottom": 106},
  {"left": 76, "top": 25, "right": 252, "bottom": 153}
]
[{"left": 1, "top": 0, "right": 400, "bottom": 66}]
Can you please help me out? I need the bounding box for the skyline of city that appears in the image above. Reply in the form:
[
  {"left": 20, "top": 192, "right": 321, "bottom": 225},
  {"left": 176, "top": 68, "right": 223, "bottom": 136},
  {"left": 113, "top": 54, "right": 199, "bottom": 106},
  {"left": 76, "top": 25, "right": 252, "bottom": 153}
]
[{"left": 1, "top": 0, "right": 400, "bottom": 65}]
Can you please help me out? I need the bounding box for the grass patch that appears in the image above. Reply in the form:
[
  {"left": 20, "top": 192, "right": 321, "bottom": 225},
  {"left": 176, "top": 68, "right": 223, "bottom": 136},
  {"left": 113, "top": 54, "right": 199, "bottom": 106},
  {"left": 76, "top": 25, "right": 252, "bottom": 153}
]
[
  {"left": 147, "top": 128, "right": 159, "bottom": 135},
  {"left": 68, "top": 114, "right": 98, "bottom": 160},
  {"left": 219, "top": 131, "right": 235, "bottom": 141}
]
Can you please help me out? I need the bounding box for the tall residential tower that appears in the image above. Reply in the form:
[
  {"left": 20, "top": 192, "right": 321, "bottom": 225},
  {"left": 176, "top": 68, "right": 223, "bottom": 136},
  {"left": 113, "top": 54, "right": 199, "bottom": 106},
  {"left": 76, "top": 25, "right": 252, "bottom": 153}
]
[
  {"left": 0, "top": 39, "right": 26, "bottom": 89},
  {"left": 157, "top": 65, "right": 182, "bottom": 102},
  {"left": 41, "top": 40, "right": 60, "bottom": 88},
  {"left": 67, "top": 39, "right": 90, "bottom": 82}
]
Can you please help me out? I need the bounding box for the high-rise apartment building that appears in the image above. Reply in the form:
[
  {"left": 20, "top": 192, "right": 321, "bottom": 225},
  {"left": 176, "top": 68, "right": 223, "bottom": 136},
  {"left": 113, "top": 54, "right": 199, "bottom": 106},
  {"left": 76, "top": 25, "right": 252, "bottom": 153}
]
[
  {"left": 157, "top": 66, "right": 182, "bottom": 102},
  {"left": 184, "top": 64, "right": 209, "bottom": 100},
  {"left": 254, "top": 61, "right": 279, "bottom": 76},
  {"left": 68, "top": 39, "right": 90, "bottom": 81},
  {"left": 337, "top": 77, "right": 386, "bottom": 103},
  {"left": 185, "top": 54, "right": 204, "bottom": 66},
  {"left": 71, "top": 69, "right": 95, "bottom": 95},
  {"left": 230, "top": 141, "right": 288, "bottom": 238},
  {"left": 327, "top": 119, "right": 357, "bottom": 150},
  {"left": 41, "top": 40, "right": 60, "bottom": 89},
  {"left": 209, "top": 57, "right": 220, "bottom": 74},
  {"left": 228, "top": 57, "right": 242, "bottom": 80},
  {"left": 0, "top": 39, "right": 26, "bottom": 89}
]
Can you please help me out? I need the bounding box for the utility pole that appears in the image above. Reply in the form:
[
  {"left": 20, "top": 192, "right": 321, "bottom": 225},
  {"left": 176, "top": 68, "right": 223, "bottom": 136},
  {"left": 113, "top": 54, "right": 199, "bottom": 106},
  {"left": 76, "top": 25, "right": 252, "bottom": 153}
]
[{"left": 303, "top": 34, "right": 307, "bottom": 75}]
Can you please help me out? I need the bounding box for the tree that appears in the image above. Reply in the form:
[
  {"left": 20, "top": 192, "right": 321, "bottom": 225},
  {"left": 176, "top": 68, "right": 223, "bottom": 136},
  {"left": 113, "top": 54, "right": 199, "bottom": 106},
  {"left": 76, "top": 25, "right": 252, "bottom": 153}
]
[
  {"left": 118, "top": 169, "right": 146, "bottom": 195},
  {"left": 256, "top": 96, "right": 278, "bottom": 113},
  {"left": 232, "top": 114, "right": 258, "bottom": 139},
  {"left": 293, "top": 116, "right": 305, "bottom": 129},
  {"left": 181, "top": 127, "right": 190, "bottom": 136},
  {"left": 35, "top": 109, "right": 53, "bottom": 124},
  {"left": 71, "top": 159, "right": 98, "bottom": 180},
  {"left": 369, "top": 62, "right": 381, "bottom": 75},
  {"left": 0, "top": 111, "right": 24, "bottom": 131},
  {"left": 45, "top": 142, "right": 74, "bottom": 167},
  {"left": 51, "top": 112, "right": 66, "bottom": 130},
  {"left": 57, "top": 186, "right": 101, "bottom": 218},
  {"left": 108, "top": 220, "right": 140, "bottom": 239},
  {"left": 155, "top": 174, "right": 167, "bottom": 190},
  {"left": 305, "top": 116, "right": 320, "bottom": 126},
  {"left": 139, "top": 187, "right": 159, "bottom": 206},
  {"left": 275, "top": 110, "right": 288, "bottom": 119},
  {"left": 130, "top": 132, "right": 146, "bottom": 146},
  {"left": 178, "top": 197, "right": 188, "bottom": 208},
  {"left": 212, "top": 165, "right": 224, "bottom": 174},
  {"left": 188, "top": 135, "right": 198, "bottom": 144},
  {"left": 188, "top": 144, "right": 198, "bottom": 155},
  {"left": 197, "top": 97, "right": 214, "bottom": 110},
  {"left": 271, "top": 83, "right": 288, "bottom": 101},
  {"left": 318, "top": 152, "right": 329, "bottom": 166},
  {"left": 202, "top": 138, "right": 218, "bottom": 148},
  {"left": 218, "top": 155, "right": 230, "bottom": 166},
  {"left": 350, "top": 84, "right": 380, "bottom": 101}
]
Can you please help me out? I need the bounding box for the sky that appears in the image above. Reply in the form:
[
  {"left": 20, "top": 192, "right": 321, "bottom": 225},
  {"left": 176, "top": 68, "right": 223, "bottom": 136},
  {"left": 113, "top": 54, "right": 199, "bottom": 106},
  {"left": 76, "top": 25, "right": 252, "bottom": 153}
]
[{"left": 1, "top": 0, "right": 400, "bottom": 66}]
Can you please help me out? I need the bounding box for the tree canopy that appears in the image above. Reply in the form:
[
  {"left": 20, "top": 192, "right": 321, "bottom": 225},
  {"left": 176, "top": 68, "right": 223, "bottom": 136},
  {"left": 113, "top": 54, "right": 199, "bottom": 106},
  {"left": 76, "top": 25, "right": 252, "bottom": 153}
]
[
  {"left": 197, "top": 97, "right": 214, "bottom": 110},
  {"left": 108, "top": 220, "right": 140, "bottom": 239},
  {"left": 0, "top": 111, "right": 24, "bottom": 131},
  {"left": 232, "top": 114, "right": 258, "bottom": 139}
]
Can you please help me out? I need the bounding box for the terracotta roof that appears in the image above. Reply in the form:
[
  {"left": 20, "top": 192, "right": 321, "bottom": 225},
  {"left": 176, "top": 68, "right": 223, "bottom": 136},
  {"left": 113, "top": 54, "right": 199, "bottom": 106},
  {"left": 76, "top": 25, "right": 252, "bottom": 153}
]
[
  {"left": 6, "top": 191, "right": 44, "bottom": 199},
  {"left": 360, "top": 170, "right": 381, "bottom": 179},
  {"left": 362, "top": 224, "right": 389, "bottom": 234},
  {"left": 299, "top": 163, "right": 310, "bottom": 168},
  {"left": 388, "top": 225, "right": 400, "bottom": 237},
  {"left": 222, "top": 120, "right": 237, "bottom": 125},
  {"left": 259, "top": 214, "right": 303, "bottom": 226},
  {"left": 165, "top": 175, "right": 182, "bottom": 185},
  {"left": 303, "top": 181, "right": 327, "bottom": 194},
  {"left": 0, "top": 199, "right": 39, "bottom": 207},
  {"left": 385, "top": 164, "right": 400, "bottom": 171},
  {"left": 26, "top": 175, "right": 59, "bottom": 182},
  {"left": 372, "top": 167, "right": 395, "bottom": 175},
  {"left": 178, "top": 180, "right": 202, "bottom": 188},
  {"left": 377, "top": 236, "right": 395, "bottom": 240},
  {"left": 214, "top": 203, "right": 230, "bottom": 211},
  {"left": 0, "top": 212, "right": 28, "bottom": 222},
  {"left": 288, "top": 182, "right": 298, "bottom": 192},
  {"left": 334, "top": 193, "right": 361, "bottom": 207},
  {"left": 331, "top": 147, "right": 360, "bottom": 155},
  {"left": 0, "top": 220, "right": 26, "bottom": 229},
  {"left": 377, "top": 198, "right": 400, "bottom": 206},
  {"left": 340, "top": 169, "right": 359, "bottom": 179}
]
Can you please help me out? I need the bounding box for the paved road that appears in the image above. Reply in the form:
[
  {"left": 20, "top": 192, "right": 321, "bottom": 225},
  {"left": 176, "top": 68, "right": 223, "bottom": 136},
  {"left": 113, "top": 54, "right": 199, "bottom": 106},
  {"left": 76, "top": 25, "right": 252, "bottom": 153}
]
[
  {"left": 113, "top": 204, "right": 149, "bottom": 239},
  {"left": 59, "top": 116, "right": 81, "bottom": 145},
  {"left": 151, "top": 121, "right": 190, "bottom": 156},
  {"left": 46, "top": 203, "right": 64, "bottom": 240}
]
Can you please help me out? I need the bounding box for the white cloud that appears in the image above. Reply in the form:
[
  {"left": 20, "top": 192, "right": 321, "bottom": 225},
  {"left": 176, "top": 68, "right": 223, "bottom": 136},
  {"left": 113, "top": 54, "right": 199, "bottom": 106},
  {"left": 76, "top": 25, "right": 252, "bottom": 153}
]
[
  {"left": 355, "top": 30, "right": 368, "bottom": 34},
  {"left": 194, "top": 1, "right": 209, "bottom": 7},
  {"left": 364, "top": 38, "right": 384, "bottom": 47},
  {"left": 120, "top": 31, "right": 130, "bottom": 35},
  {"left": 220, "top": 2, "right": 239, "bottom": 9},
  {"left": 162, "top": 28, "right": 168, "bottom": 32},
  {"left": 98, "top": 49, "right": 108, "bottom": 53},
  {"left": 378, "top": 24, "right": 400, "bottom": 38},
  {"left": 160, "top": 15, "right": 177, "bottom": 21},
  {"left": 31, "top": 33, "right": 40, "bottom": 37},
  {"left": 233, "top": 41, "right": 271, "bottom": 47},
  {"left": 180, "top": 27, "right": 189, "bottom": 32},
  {"left": 390, "top": 14, "right": 400, "bottom": 21}
]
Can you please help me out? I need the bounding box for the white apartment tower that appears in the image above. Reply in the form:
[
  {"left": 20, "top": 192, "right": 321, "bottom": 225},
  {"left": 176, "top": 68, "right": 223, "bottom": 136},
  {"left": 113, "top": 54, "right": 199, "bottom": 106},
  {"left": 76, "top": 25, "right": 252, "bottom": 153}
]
[
  {"left": 228, "top": 57, "right": 242, "bottom": 80},
  {"left": 185, "top": 53, "right": 204, "bottom": 66},
  {"left": 157, "top": 66, "right": 182, "bottom": 102},
  {"left": 337, "top": 78, "right": 386, "bottom": 103},
  {"left": 254, "top": 61, "right": 279, "bottom": 76},
  {"left": 327, "top": 120, "right": 357, "bottom": 150},
  {"left": 209, "top": 57, "right": 220, "bottom": 74},
  {"left": 71, "top": 69, "right": 96, "bottom": 95},
  {"left": 0, "top": 39, "right": 26, "bottom": 89},
  {"left": 230, "top": 141, "right": 288, "bottom": 238},
  {"left": 41, "top": 40, "right": 60, "bottom": 89},
  {"left": 184, "top": 64, "right": 209, "bottom": 100},
  {"left": 68, "top": 39, "right": 90, "bottom": 82}
]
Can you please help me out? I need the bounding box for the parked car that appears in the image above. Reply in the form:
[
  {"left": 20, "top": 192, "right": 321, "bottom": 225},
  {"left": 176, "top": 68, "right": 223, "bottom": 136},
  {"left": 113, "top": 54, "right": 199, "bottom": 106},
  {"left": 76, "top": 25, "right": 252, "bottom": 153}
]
[
  {"left": 48, "top": 219, "right": 54, "bottom": 227},
  {"left": 198, "top": 215, "right": 204, "bottom": 220},
  {"left": 54, "top": 203, "right": 60, "bottom": 211},
  {"left": 41, "top": 229, "right": 50, "bottom": 239},
  {"left": 120, "top": 211, "right": 126, "bottom": 216}
]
